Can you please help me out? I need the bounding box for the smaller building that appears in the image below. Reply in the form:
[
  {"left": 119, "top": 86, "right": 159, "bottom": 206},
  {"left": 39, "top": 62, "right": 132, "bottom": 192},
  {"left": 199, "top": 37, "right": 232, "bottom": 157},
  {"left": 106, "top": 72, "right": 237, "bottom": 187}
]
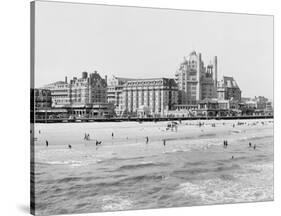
[
  {"left": 217, "top": 76, "right": 241, "bottom": 101},
  {"left": 68, "top": 103, "right": 115, "bottom": 118},
  {"left": 197, "top": 98, "right": 219, "bottom": 117},
  {"left": 33, "top": 88, "right": 52, "bottom": 109}
]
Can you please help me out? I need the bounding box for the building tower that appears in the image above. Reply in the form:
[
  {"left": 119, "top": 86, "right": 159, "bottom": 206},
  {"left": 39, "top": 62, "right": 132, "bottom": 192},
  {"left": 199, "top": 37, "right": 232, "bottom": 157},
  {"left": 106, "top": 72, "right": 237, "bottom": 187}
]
[{"left": 213, "top": 56, "right": 218, "bottom": 97}]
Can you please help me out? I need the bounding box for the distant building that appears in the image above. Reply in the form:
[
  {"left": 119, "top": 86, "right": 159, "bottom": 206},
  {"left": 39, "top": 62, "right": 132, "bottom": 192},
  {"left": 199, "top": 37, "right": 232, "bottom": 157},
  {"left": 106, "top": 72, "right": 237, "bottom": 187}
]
[
  {"left": 217, "top": 76, "right": 241, "bottom": 101},
  {"left": 254, "top": 96, "right": 268, "bottom": 110},
  {"left": 197, "top": 98, "right": 219, "bottom": 117},
  {"left": 43, "top": 71, "right": 114, "bottom": 118},
  {"left": 121, "top": 78, "right": 178, "bottom": 117},
  {"left": 33, "top": 88, "right": 52, "bottom": 109},
  {"left": 240, "top": 96, "right": 273, "bottom": 116},
  {"left": 44, "top": 71, "right": 107, "bottom": 108},
  {"left": 175, "top": 51, "right": 217, "bottom": 105}
]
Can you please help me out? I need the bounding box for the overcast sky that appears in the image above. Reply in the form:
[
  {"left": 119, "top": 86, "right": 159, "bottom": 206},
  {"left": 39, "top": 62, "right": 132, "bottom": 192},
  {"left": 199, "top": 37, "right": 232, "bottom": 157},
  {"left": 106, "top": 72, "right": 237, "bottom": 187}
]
[{"left": 34, "top": 1, "right": 273, "bottom": 99}]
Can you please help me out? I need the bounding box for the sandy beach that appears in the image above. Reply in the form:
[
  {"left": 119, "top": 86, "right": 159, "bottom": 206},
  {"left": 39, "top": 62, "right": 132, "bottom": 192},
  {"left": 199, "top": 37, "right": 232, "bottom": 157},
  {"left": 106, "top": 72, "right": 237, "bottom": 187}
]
[{"left": 33, "top": 118, "right": 273, "bottom": 215}]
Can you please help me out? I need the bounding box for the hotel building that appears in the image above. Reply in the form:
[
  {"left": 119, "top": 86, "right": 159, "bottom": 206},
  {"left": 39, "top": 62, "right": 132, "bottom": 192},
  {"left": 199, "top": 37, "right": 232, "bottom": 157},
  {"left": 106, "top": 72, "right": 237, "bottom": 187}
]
[
  {"left": 121, "top": 78, "right": 178, "bottom": 117},
  {"left": 43, "top": 71, "right": 114, "bottom": 117},
  {"left": 106, "top": 76, "right": 135, "bottom": 115},
  {"left": 175, "top": 51, "right": 217, "bottom": 105}
]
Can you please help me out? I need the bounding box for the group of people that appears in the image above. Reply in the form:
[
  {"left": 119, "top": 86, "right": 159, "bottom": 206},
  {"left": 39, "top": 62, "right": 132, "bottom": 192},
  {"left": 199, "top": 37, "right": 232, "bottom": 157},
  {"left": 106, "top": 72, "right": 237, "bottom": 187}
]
[
  {"left": 223, "top": 140, "right": 257, "bottom": 150},
  {"left": 223, "top": 140, "right": 228, "bottom": 148},
  {"left": 249, "top": 142, "right": 257, "bottom": 150}
]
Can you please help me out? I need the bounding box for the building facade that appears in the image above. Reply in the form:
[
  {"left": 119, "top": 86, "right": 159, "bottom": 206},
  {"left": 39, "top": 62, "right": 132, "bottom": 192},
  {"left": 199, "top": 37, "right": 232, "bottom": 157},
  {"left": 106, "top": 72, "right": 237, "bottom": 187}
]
[
  {"left": 43, "top": 71, "right": 107, "bottom": 108},
  {"left": 33, "top": 88, "right": 52, "bottom": 109},
  {"left": 42, "top": 71, "right": 114, "bottom": 118},
  {"left": 217, "top": 76, "right": 241, "bottom": 101},
  {"left": 175, "top": 51, "right": 217, "bottom": 105},
  {"left": 106, "top": 76, "right": 135, "bottom": 115},
  {"left": 121, "top": 78, "right": 178, "bottom": 117}
]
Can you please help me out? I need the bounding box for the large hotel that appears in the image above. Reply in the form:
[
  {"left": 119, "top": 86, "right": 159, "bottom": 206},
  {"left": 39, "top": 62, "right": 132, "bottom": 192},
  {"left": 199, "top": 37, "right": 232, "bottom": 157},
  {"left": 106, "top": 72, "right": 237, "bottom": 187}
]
[
  {"left": 175, "top": 51, "right": 218, "bottom": 105},
  {"left": 35, "top": 50, "right": 259, "bottom": 118}
]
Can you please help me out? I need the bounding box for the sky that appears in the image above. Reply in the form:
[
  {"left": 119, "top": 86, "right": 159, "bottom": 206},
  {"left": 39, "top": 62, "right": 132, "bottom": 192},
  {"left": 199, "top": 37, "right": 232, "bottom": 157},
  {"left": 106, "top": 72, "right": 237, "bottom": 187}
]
[{"left": 34, "top": 1, "right": 274, "bottom": 99}]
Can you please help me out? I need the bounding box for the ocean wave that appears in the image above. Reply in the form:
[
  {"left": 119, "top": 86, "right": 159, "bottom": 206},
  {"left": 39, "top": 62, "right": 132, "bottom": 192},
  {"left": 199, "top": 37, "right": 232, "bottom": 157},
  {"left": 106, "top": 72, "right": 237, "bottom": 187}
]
[
  {"left": 174, "top": 170, "right": 273, "bottom": 204},
  {"left": 57, "top": 176, "right": 82, "bottom": 183},
  {"left": 97, "top": 156, "right": 147, "bottom": 164},
  {"left": 117, "top": 162, "right": 169, "bottom": 171},
  {"left": 101, "top": 195, "right": 133, "bottom": 211},
  {"left": 172, "top": 168, "right": 210, "bottom": 176},
  {"left": 36, "top": 159, "right": 102, "bottom": 167},
  {"left": 122, "top": 174, "right": 164, "bottom": 183}
]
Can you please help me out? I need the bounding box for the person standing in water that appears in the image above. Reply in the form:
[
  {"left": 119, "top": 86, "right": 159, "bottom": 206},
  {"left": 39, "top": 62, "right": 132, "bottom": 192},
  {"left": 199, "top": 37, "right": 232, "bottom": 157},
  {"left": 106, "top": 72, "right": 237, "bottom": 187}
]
[
  {"left": 253, "top": 144, "right": 256, "bottom": 150},
  {"left": 45, "top": 140, "right": 48, "bottom": 147},
  {"left": 112, "top": 132, "right": 114, "bottom": 138},
  {"left": 163, "top": 139, "right": 166, "bottom": 146},
  {"left": 249, "top": 142, "right": 252, "bottom": 147}
]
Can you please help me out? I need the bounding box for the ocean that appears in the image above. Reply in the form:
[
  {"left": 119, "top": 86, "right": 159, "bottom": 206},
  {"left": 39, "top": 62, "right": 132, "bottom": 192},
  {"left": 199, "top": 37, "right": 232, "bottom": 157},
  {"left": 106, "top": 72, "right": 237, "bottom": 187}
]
[{"left": 32, "top": 119, "right": 273, "bottom": 215}]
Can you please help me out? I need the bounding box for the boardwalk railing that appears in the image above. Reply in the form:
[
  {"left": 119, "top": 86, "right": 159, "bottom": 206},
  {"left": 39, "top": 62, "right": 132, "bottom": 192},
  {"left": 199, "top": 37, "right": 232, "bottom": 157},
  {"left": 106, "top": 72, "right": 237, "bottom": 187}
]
[{"left": 34, "top": 115, "right": 273, "bottom": 123}]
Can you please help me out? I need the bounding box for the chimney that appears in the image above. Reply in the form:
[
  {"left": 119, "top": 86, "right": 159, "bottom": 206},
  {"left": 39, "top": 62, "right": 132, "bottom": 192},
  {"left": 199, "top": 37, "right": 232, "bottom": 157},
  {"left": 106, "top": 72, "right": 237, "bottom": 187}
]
[
  {"left": 213, "top": 56, "right": 218, "bottom": 95},
  {"left": 65, "top": 76, "right": 67, "bottom": 83},
  {"left": 82, "top": 71, "right": 88, "bottom": 79}
]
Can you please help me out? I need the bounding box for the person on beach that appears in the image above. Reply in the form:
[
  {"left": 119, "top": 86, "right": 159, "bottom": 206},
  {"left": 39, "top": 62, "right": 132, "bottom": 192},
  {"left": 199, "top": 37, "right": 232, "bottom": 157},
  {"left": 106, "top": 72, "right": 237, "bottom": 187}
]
[
  {"left": 232, "top": 156, "right": 234, "bottom": 159},
  {"left": 253, "top": 144, "right": 256, "bottom": 150},
  {"left": 68, "top": 144, "right": 72, "bottom": 149},
  {"left": 112, "top": 132, "right": 114, "bottom": 138},
  {"left": 46, "top": 140, "right": 48, "bottom": 147},
  {"left": 249, "top": 142, "right": 252, "bottom": 147},
  {"left": 163, "top": 139, "right": 166, "bottom": 146},
  {"left": 146, "top": 136, "right": 149, "bottom": 144},
  {"left": 39, "top": 130, "right": 41, "bottom": 134}
]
